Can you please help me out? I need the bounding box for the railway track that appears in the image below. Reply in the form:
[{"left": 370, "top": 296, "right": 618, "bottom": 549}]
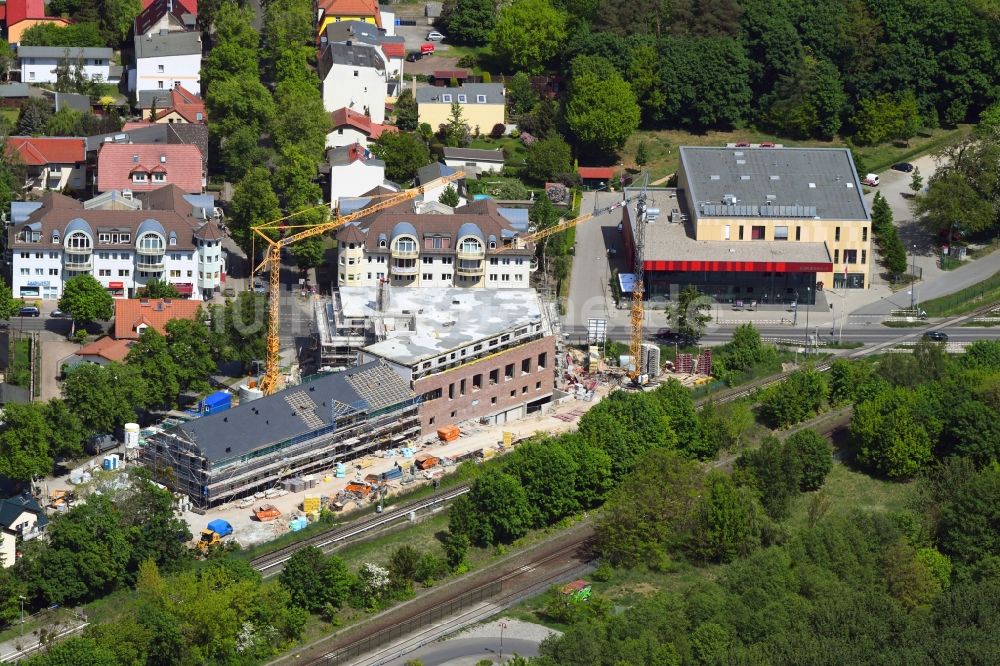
[
  {"left": 281, "top": 525, "right": 596, "bottom": 666},
  {"left": 250, "top": 484, "right": 471, "bottom": 575}
]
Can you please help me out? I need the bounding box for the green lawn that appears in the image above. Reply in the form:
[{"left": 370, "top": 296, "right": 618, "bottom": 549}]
[
  {"left": 919, "top": 270, "right": 1000, "bottom": 317},
  {"left": 0, "top": 108, "right": 18, "bottom": 126},
  {"left": 622, "top": 125, "right": 973, "bottom": 183},
  {"left": 468, "top": 135, "right": 526, "bottom": 165}
]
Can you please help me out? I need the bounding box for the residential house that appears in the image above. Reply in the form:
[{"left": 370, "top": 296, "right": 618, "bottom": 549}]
[
  {"left": 321, "top": 20, "right": 404, "bottom": 81},
  {"left": 139, "top": 84, "right": 206, "bottom": 123},
  {"left": 318, "top": 41, "right": 387, "bottom": 123},
  {"left": 326, "top": 143, "right": 387, "bottom": 207},
  {"left": 96, "top": 143, "right": 204, "bottom": 194},
  {"left": 0, "top": 493, "right": 47, "bottom": 568},
  {"left": 129, "top": 0, "right": 201, "bottom": 98},
  {"left": 332, "top": 196, "right": 534, "bottom": 290},
  {"left": 86, "top": 122, "right": 209, "bottom": 176},
  {"left": 326, "top": 106, "right": 396, "bottom": 148},
  {"left": 316, "top": 0, "right": 395, "bottom": 40},
  {"left": 114, "top": 296, "right": 203, "bottom": 339},
  {"left": 416, "top": 83, "right": 505, "bottom": 135},
  {"left": 74, "top": 335, "right": 135, "bottom": 366},
  {"left": 4, "top": 136, "right": 86, "bottom": 191},
  {"left": 7, "top": 185, "right": 224, "bottom": 299},
  {"left": 17, "top": 46, "right": 115, "bottom": 85},
  {"left": 416, "top": 162, "right": 465, "bottom": 206},
  {"left": 442, "top": 147, "right": 504, "bottom": 176},
  {"left": 2, "top": 0, "right": 70, "bottom": 44},
  {"left": 134, "top": 0, "right": 197, "bottom": 37}
]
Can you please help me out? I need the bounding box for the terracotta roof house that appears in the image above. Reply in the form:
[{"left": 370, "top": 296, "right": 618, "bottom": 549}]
[
  {"left": 3, "top": 0, "right": 71, "bottom": 44},
  {"left": 96, "top": 143, "right": 204, "bottom": 193},
  {"left": 326, "top": 106, "right": 397, "bottom": 149},
  {"left": 114, "top": 297, "right": 202, "bottom": 339},
  {"left": 76, "top": 336, "right": 135, "bottom": 364},
  {"left": 317, "top": 0, "right": 383, "bottom": 39},
  {"left": 4, "top": 136, "right": 86, "bottom": 191},
  {"left": 141, "top": 83, "right": 207, "bottom": 123},
  {"left": 134, "top": 0, "right": 197, "bottom": 36}
]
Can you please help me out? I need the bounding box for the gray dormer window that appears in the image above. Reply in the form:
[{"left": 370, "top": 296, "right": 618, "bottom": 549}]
[
  {"left": 477, "top": 94, "right": 486, "bottom": 103},
  {"left": 457, "top": 94, "right": 466, "bottom": 103},
  {"left": 441, "top": 94, "right": 452, "bottom": 103}
]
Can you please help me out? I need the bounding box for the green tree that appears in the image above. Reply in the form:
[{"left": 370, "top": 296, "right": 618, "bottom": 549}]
[
  {"left": 467, "top": 469, "right": 532, "bottom": 545},
  {"left": 909, "top": 167, "right": 923, "bottom": 194},
  {"left": 785, "top": 429, "right": 833, "bottom": 491},
  {"left": 524, "top": 135, "right": 573, "bottom": 183},
  {"left": 207, "top": 76, "right": 276, "bottom": 144},
  {"left": 699, "top": 399, "right": 754, "bottom": 453},
  {"left": 99, "top": 0, "right": 141, "bottom": 45},
  {"left": 62, "top": 363, "right": 147, "bottom": 436},
  {"left": 939, "top": 464, "right": 1000, "bottom": 566},
  {"left": 59, "top": 274, "right": 114, "bottom": 335},
  {"left": 46, "top": 106, "right": 84, "bottom": 136},
  {"left": 507, "top": 72, "right": 538, "bottom": 117},
  {"left": 758, "top": 367, "right": 828, "bottom": 428},
  {"left": 200, "top": 3, "right": 259, "bottom": 84},
  {"left": 565, "top": 55, "right": 640, "bottom": 153},
  {"left": 578, "top": 390, "right": 676, "bottom": 475},
  {"left": 763, "top": 54, "right": 846, "bottom": 139},
  {"left": 851, "top": 91, "right": 922, "bottom": 146},
  {"left": 490, "top": 0, "right": 567, "bottom": 74},
  {"left": 165, "top": 318, "right": 216, "bottom": 393},
  {"left": 394, "top": 89, "right": 418, "bottom": 132},
  {"left": 0, "top": 403, "right": 52, "bottom": 481},
  {"left": 219, "top": 125, "right": 274, "bottom": 182},
  {"left": 16, "top": 97, "right": 53, "bottom": 135},
  {"left": 669, "top": 284, "right": 712, "bottom": 342},
  {"left": 43, "top": 399, "right": 86, "bottom": 459},
  {"left": 851, "top": 387, "right": 934, "bottom": 479},
  {"left": 0, "top": 41, "right": 13, "bottom": 81},
  {"left": 136, "top": 279, "right": 181, "bottom": 299},
  {"left": 371, "top": 131, "right": 431, "bottom": 184},
  {"left": 882, "top": 542, "right": 942, "bottom": 610},
  {"left": 443, "top": 531, "right": 469, "bottom": 570},
  {"left": 291, "top": 236, "right": 326, "bottom": 269},
  {"left": 0, "top": 276, "right": 17, "bottom": 320},
  {"left": 655, "top": 36, "right": 752, "bottom": 128},
  {"left": 652, "top": 379, "right": 708, "bottom": 458},
  {"left": 388, "top": 545, "right": 421, "bottom": 584},
  {"left": 504, "top": 440, "right": 580, "bottom": 526},
  {"left": 635, "top": 141, "right": 649, "bottom": 167},
  {"left": 913, "top": 171, "right": 997, "bottom": 236},
  {"left": 270, "top": 74, "right": 330, "bottom": 158},
  {"left": 596, "top": 449, "right": 704, "bottom": 566},
  {"left": 279, "top": 547, "right": 333, "bottom": 612},
  {"left": 441, "top": 101, "right": 470, "bottom": 147},
  {"left": 230, "top": 167, "right": 281, "bottom": 254},
  {"left": 126, "top": 328, "right": 180, "bottom": 408},
  {"left": 438, "top": 185, "right": 460, "bottom": 207},
  {"left": 439, "top": 0, "right": 495, "bottom": 45},
  {"left": 694, "top": 471, "right": 764, "bottom": 562},
  {"left": 735, "top": 435, "right": 802, "bottom": 520},
  {"left": 19, "top": 22, "right": 105, "bottom": 47}
]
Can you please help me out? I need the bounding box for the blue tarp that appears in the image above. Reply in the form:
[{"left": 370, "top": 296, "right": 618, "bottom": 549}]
[
  {"left": 207, "top": 519, "right": 233, "bottom": 536},
  {"left": 202, "top": 391, "right": 232, "bottom": 415}
]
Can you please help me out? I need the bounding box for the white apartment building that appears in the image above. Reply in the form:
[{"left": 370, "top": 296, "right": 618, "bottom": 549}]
[
  {"left": 17, "top": 46, "right": 115, "bottom": 84},
  {"left": 7, "top": 186, "right": 223, "bottom": 300},
  {"left": 130, "top": 30, "right": 202, "bottom": 96},
  {"left": 327, "top": 144, "right": 388, "bottom": 207},
  {"left": 318, "top": 41, "right": 387, "bottom": 123},
  {"left": 333, "top": 199, "right": 535, "bottom": 289}
]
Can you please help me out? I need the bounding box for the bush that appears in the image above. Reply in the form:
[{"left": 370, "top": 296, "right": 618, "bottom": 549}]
[
  {"left": 490, "top": 123, "right": 506, "bottom": 139},
  {"left": 785, "top": 429, "right": 833, "bottom": 491}
]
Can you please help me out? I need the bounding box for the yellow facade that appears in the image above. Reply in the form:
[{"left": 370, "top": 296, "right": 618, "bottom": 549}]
[
  {"left": 418, "top": 102, "right": 505, "bottom": 134},
  {"left": 317, "top": 15, "right": 378, "bottom": 39}
]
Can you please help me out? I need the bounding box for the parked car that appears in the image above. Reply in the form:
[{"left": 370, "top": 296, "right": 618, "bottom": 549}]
[
  {"left": 17, "top": 306, "right": 40, "bottom": 317},
  {"left": 252, "top": 280, "right": 266, "bottom": 294},
  {"left": 862, "top": 173, "right": 880, "bottom": 186},
  {"left": 405, "top": 51, "right": 423, "bottom": 62},
  {"left": 426, "top": 30, "right": 445, "bottom": 41},
  {"left": 654, "top": 328, "right": 695, "bottom": 345},
  {"left": 923, "top": 331, "right": 949, "bottom": 342},
  {"left": 891, "top": 162, "right": 915, "bottom": 173},
  {"left": 49, "top": 308, "right": 66, "bottom": 318},
  {"left": 86, "top": 433, "right": 118, "bottom": 455},
  {"left": 222, "top": 287, "right": 236, "bottom": 298}
]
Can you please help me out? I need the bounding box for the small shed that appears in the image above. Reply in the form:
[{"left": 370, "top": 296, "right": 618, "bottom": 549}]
[
  {"left": 425, "top": 1, "right": 442, "bottom": 23},
  {"left": 578, "top": 166, "right": 616, "bottom": 189},
  {"left": 431, "top": 69, "right": 469, "bottom": 87}
]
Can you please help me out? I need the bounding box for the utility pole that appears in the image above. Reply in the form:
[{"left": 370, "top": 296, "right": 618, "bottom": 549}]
[
  {"left": 804, "top": 287, "right": 811, "bottom": 353},
  {"left": 499, "top": 621, "right": 507, "bottom": 662},
  {"left": 910, "top": 244, "right": 916, "bottom": 310}
]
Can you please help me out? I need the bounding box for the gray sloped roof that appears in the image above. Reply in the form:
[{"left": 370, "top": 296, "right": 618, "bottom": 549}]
[
  {"left": 443, "top": 147, "right": 504, "bottom": 162},
  {"left": 0, "top": 493, "right": 47, "bottom": 530},
  {"left": 415, "top": 83, "right": 504, "bottom": 105},
  {"left": 318, "top": 41, "right": 384, "bottom": 80},
  {"left": 0, "top": 83, "right": 45, "bottom": 99},
  {"left": 55, "top": 92, "right": 91, "bottom": 113},
  {"left": 171, "top": 361, "right": 414, "bottom": 462},
  {"left": 679, "top": 146, "right": 870, "bottom": 222},
  {"left": 134, "top": 31, "right": 202, "bottom": 59},
  {"left": 17, "top": 46, "right": 113, "bottom": 59},
  {"left": 416, "top": 161, "right": 456, "bottom": 185}
]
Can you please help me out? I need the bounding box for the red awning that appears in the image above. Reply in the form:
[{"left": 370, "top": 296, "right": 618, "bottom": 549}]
[
  {"left": 108, "top": 282, "right": 124, "bottom": 289},
  {"left": 173, "top": 282, "right": 194, "bottom": 295},
  {"left": 644, "top": 260, "right": 833, "bottom": 274}
]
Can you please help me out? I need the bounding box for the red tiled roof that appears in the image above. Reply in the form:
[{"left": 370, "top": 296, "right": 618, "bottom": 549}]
[
  {"left": 318, "top": 0, "right": 381, "bottom": 27},
  {"left": 135, "top": 0, "right": 197, "bottom": 35},
  {"left": 0, "top": 6, "right": 6, "bottom": 21},
  {"left": 114, "top": 298, "right": 202, "bottom": 340},
  {"left": 122, "top": 121, "right": 154, "bottom": 131},
  {"left": 142, "top": 0, "right": 197, "bottom": 9},
  {"left": 330, "top": 107, "right": 398, "bottom": 140},
  {"left": 5, "top": 0, "right": 58, "bottom": 24},
  {"left": 77, "top": 337, "right": 134, "bottom": 363},
  {"left": 381, "top": 42, "right": 404, "bottom": 58},
  {"left": 4, "top": 137, "right": 85, "bottom": 166},
  {"left": 97, "top": 144, "right": 203, "bottom": 194},
  {"left": 578, "top": 166, "right": 615, "bottom": 179},
  {"left": 163, "top": 86, "right": 206, "bottom": 123}
]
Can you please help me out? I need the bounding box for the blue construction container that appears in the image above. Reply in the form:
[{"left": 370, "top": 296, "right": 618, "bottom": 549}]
[
  {"left": 382, "top": 466, "right": 403, "bottom": 481},
  {"left": 202, "top": 391, "right": 232, "bottom": 415}
]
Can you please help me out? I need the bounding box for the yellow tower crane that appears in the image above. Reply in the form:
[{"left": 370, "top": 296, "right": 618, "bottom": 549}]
[{"left": 250, "top": 171, "right": 464, "bottom": 395}]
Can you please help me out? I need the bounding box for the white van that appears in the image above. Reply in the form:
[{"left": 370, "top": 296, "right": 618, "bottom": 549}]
[{"left": 862, "top": 173, "right": 880, "bottom": 187}]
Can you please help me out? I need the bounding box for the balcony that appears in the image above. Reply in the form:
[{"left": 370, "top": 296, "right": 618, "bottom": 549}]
[
  {"left": 137, "top": 261, "right": 165, "bottom": 271},
  {"left": 456, "top": 248, "right": 485, "bottom": 260},
  {"left": 64, "top": 256, "right": 92, "bottom": 270},
  {"left": 391, "top": 247, "right": 419, "bottom": 260},
  {"left": 456, "top": 260, "right": 484, "bottom": 277},
  {"left": 137, "top": 246, "right": 165, "bottom": 256},
  {"left": 390, "top": 262, "right": 418, "bottom": 275}
]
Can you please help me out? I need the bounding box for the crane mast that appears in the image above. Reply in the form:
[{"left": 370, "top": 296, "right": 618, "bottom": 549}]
[{"left": 628, "top": 190, "right": 647, "bottom": 382}]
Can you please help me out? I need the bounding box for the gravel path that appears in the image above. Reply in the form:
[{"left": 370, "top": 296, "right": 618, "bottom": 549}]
[{"left": 456, "top": 617, "right": 561, "bottom": 643}]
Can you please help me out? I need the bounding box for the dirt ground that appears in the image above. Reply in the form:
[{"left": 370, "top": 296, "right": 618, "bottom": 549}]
[
  {"left": 183, "top": 388, "right": 609, "bottom": 548},
  {"left": 39, "top": 338, "right": 78, "bottom": 401}
]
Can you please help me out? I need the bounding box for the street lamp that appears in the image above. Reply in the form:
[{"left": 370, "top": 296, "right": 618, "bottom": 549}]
[
  {"left": 804, "top": 287, "right": 811, "bottom": 353},
  {"left": 19, "top": 595, "right": 25, "bottom": 637},
  {"left": 910, "top": 244, "right": 917, "bottom": 310},
  {"left": 499, "top": 621, "right": 508, "bottom": 662}
]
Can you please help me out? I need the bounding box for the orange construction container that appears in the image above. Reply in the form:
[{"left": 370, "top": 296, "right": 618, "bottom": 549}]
[
  {"left": 345, "top": 482, "right": 372, "bottom": 497},
  {"left": 254, "top": 504, "right": 281, "bottom": 521},
  {"left": 416, "top": 455, "right": 440, "bottom": 470},
  {"left": 437, "top": 425, "right": 460, "bottom": 442}
]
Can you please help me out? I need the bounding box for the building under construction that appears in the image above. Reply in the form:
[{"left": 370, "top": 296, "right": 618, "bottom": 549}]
[{"left": 141, "top": 362, "right": 419, "bottom": 507}]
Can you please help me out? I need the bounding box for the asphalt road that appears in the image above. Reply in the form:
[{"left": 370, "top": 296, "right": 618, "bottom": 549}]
[{"left": 379, "top": 637, "right": 543, "bottom": 666}]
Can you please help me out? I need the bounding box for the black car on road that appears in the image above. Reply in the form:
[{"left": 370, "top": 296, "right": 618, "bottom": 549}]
[
  {"left": 17, "top": 306, "right": 40, "bottom": 317},
  {"left": 923, "top": 331, "right": 948, "bottom": 342},
  {"left": 891, "top": 162, "right": 915, "bottom": 173}
]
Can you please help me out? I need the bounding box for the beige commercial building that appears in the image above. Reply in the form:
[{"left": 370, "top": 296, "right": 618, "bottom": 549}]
[{"left": 622, "top": 145, "right": 871, "bottom": 305}]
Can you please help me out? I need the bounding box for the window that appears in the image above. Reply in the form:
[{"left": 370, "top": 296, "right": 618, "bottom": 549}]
[
  {"left": 19, "top": 252, "right": 28, "bottom": 258},
  {"left": 724, "top": 225, "right": 730, "bottom": 240},
  {"left": 459, "top": 379, "right": 466, "bottom": 396},
  {"left": 751, "top": 226, "right": 765, "bottom": 240},
  {"left": 501, "top": 274, "right": 510, "bottom": 281},
  {"left": 158, "top": 81, "right": 164, "bottom": 89},
  {"left": 844, "top": 249, "right": 858, "bottom": 264},
  {"left": 833, "top": 249, "right": 839, "bottom": 263},
  {"left": 119, "top": 269, "right": 129, "bottom": 276},
  {"left": 99, "top": 269, "right": 111, "bottom": 276},
  {"left": 835, "top": 227, "right": 841, "bottom": 242},
  {"left": 457, "top": 94, "right": 467, "bottom": 103},
  {"left": 157, "top": 64, "right": 164, "bottom": 72},
  {"left": 34, "top": 268, "right": 43, "bottom": 275},
  {"left": 443, "top": 273, "right": 452, "bottom": 280},
  {"left": 441, "top": 94, "right": 452, "bottom": 102},
  {"left": 472, "top": 374, "right": 482, "bottom": 391},
  {"left": 49, "top": 268, "right": 58, "bottom": 275},
  {"left": 395, "top": 237, "right": 416, "bottom": 253},
  {"left": 738, "top": 225, "right": 744, "bottom": 240},
  {"left": 458, "top": 237, "right": 482, "bottom": 254},
  {"left": 353, "top": 70, "right": 359, "bottom": 77},
  {"left": 510, "top": 390, "right": 516, "bottom": 397},
  {"left": 34, "top": 252, "right": 42, "bottom": 259},
  {"left": 132, "top": 172, "right": 148, "bottom": 182},
  {"left": 538, "top": 352, "right": 547, "bottom": 369},
  {"left": 67, "top": 232, "right": 91, "bottom": 249},
  {"left": 862, "top": 227, "right": 868, "bottom": 242},
  {"left": 442, "top": 257, "right": 453, "bottom": 265},
  {"left": 422, "top": 256, "right": 433, "bottom": 264},
  {"left": 491, "top": 397, "right": 497, "bottom": 405},
  {"left": 774, "top": 226, "right": 789, "bottom": 241},
  {"left": 796, "top": 226, "right": 801, "bottom": 241},
  {"left": 170, "top": 270, "right": 181, "bottom": 277},
  {"left": 522, "top": 386, "right": 528, "bottom": 394},
  {"left": 861, "top": 250, "right": 867, "bottom": 264},
  {"left": 504, "top": 363, "right": 514, "bottom": 380},
  {"left": 422, "top": 388, "right": 442, "bottom": 401},
  {"left": 489, "top": 369, "right": 499, "bottom": 385},
  {"left": 448, "top": 383, "right": 455, "bottom": 399},
  {"left": 153, "top": 173, "right": 166, "bottom": 183},
  {"left": 429, "top": 416, "right": 435, "bottom": 425},
  {"left": 28, "top": 72, "right": 35, "bottom": 80},
  {"left": 536, "top": 381, "right": 542, "bottom": 390},
  {"left": 521, "top": 358, "right": 530, "bottom": 375},
  {"left": 477, "top": 95, "right": 486, "bottom": 103},
  {"left": 187, "top": 270, "right": 193, "bottom": 277},
  {"left": 19, "top": 268, "right": 28, "bottom": 275},
  {"left": 489, "top": 274, "right": 497, "bottom": 281}
]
